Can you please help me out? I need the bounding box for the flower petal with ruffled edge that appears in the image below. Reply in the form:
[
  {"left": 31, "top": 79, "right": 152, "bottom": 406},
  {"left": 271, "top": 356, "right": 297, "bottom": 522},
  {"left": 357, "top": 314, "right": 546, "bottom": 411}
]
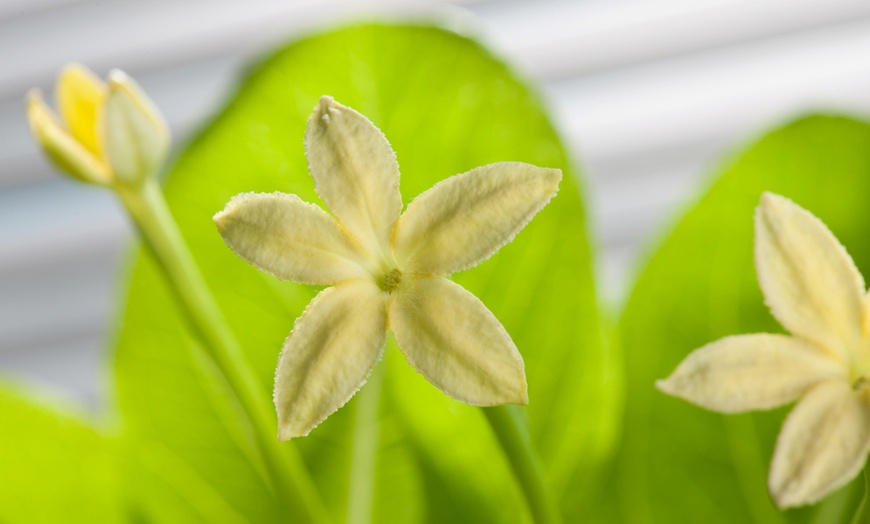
[
  {"left": 394, "top": 162, "right": 561, "bottom": 276},
  {"left": 274, "top": 280, "right": 388, "bottom": 439},
  {"left": 755, "top": 192, "right": 866, "bottom": 364},
  {"left": 214, "top": 192, "right": 369, "bottom": 285},
  {"left": 389, "top": 277, "right": 527, "bottom": 406},
  {"left": 305, "top": 96, "right": 402, "bottom": 262},
  {"left": 657, "top": 334, "right": 844, "bottom": 413},
  {"left": 769, "top": 381, "right": 870, "bottom": 508}
]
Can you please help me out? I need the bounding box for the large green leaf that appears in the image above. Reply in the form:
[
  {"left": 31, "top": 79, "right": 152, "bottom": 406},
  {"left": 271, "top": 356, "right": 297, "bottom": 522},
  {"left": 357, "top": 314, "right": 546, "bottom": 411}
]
[
  {"left": 612, "top": 115, "right": 870, "bottom": 524},
  {"left": 0, "top": 380, "right": 125, "bottom": 523},
  {"left": 113, "top": 23, "right": 612, "bottom": 522}
]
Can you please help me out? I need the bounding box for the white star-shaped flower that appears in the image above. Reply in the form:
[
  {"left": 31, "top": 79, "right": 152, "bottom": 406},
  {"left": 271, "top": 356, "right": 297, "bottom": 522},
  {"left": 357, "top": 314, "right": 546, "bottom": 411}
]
[
  {"left": 658, "top": 192, "right": 870, "bottom": 508},
  {"left": 215, "top": 96, "right": 561, "bottom": 440}
]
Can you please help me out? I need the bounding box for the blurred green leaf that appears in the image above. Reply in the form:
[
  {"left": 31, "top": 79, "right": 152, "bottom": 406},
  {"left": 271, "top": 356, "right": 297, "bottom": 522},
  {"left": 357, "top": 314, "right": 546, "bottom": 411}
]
[
  {"left": 0, "top": 381, "right": 125, "bottom": 523},
  {"left": 610, "top": 115, "right": 870, "bottom": 524},
  {"left": 113, "top": 22, "right": 612, "bottom": 522}
]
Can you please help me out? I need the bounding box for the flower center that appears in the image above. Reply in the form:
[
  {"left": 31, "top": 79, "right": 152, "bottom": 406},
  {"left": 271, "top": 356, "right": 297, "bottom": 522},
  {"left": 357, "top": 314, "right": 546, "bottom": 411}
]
[{"left": 379, "top": 268, "right": 402, "bottom": 293}]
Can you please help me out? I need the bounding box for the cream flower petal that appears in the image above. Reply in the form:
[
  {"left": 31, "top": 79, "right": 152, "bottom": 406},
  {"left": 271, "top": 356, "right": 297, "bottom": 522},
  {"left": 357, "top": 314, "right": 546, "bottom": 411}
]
[
  {"left": 275, "top": 280, "right": 388, "bottom": 440},
  {"left": 393, "top": 162, "right": 561, "bottom": 276},
  {"left": 57, "top": 63, "right": 105, "bottom": 156},
  {"left": 657, "top": 334, "right": 844, "bottom": 413},
  {"left": 26, "top": 90, "right": 111, "bottom": 185},
  {"left": 769, "top": 380, "right": 870, "bottom": 508},
  {"left": 755, "top": 193, "right": 866, "bottom": 363},
  {"left": 305, "top": 96, "right": 402, "bottom": 258},
  {"left": 214, "top": 192, "right": 369, "bottom": 285},
  {"left": 389, "top": 277, "right": 527, "bottom": 406}
]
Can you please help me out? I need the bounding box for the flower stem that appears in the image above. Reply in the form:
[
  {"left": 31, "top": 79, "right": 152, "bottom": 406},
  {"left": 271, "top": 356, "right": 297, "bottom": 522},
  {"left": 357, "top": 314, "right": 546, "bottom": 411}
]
[
  {"left": 852, "top": 462, "right": 870, "bottom": 524},
  {"left": 483, "top": 405, "right": 561, "bottom": 524},
  {"left": 115, "top": 177, "right": 330, "bottom": 524},
  {"left": 346, "top": 365, "right": 384, "bottom": 524}
]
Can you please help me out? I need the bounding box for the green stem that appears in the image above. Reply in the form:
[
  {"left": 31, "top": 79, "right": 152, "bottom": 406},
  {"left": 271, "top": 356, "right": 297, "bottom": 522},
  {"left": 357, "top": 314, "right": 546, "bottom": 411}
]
[
  {"left": 346, "top": 365, "right": 384, "bottom": 524},
  {"left": 115, "top": 177, "right": 330, "bottom": 524},
  {"left": 852, "top": 462, "right": 870, "bottom": 524},
  {"left": 483, "top": 406, "right": 561, "bottom": 524}
]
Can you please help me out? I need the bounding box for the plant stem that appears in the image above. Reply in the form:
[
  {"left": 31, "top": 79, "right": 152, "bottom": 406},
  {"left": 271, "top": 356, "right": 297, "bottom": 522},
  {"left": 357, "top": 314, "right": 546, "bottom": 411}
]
[
  {"left": 852, "top": 462, "right": 870, "bottom": 524},
  {"left": 346, "top": 365, "right": 384, "bottom": 524},
  {"left": 116, "top": 177, "right": 330, "bottom": 524},
  {"left": 483, "top": 406, "right": 561, "bottom": 524}
]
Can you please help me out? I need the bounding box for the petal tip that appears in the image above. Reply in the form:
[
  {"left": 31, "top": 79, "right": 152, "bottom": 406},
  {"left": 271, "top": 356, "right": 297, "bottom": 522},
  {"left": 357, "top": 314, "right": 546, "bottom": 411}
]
[
  {"left": 315, "top": 95, "right": 338, "bottom": 119},
  {"left": 25, "top": 89, "right": 51, "bottom": 126},
  {"left": 106, "top": 68, "right": 130, "bottom": 88},
  {"left": 770, "top": 491, "right": 796, "bottom": 510},
  {"left": 212, "top": 210, "right": 229, "bottom": 233},
  {"left": 59, "top": 62, "right": 95, "bottom": 88},
  {"left": 769, "top": 478, "right": 810, "bottom": 510},
  {"left": 26, "top": 87, "right": 44, "bottom": 107},
  {"left": 655, "top": 378, "right": 674, "bottom": 395},
  {"left": 759, "top": 191, "right": 789, "bottom": 213},
  {"left": 59, "top": 61, "right": 90, "bottom": 77},
  {"left": 760, "top": 190, "right": 784, "bottom": 204},
  {"left": 545, "top": 167, "right": 562, "bottom": 185},
  {"left": 277, "top": 424, "right": 308, "bottom": 442},
  {"left": 213, "top": 193, "right": 255, "bottom": 233},
  {"left": 57, "top": 62, "right": 105, "bottom": 96},
  {"left": 517, "top": 388, "right": 530, "bottom": 406}
]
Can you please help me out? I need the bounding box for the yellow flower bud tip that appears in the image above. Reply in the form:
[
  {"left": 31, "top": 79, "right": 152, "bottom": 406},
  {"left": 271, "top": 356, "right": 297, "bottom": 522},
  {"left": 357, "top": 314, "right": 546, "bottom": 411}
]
[
  {"left": 59, "top": 62, "right": 103, "bottom": 82},
  {"left": 56, "top": 63, "right": 105, "bottom": 155},
  {"left": 25, "top": 86, "right": 111, "bottom": 186}
]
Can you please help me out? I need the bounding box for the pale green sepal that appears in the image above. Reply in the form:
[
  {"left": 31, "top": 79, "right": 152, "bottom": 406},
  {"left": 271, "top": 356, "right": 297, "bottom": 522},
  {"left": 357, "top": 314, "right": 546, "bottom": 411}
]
[{"left": 100, "top": 70, "right": 170, "bottom": 185}]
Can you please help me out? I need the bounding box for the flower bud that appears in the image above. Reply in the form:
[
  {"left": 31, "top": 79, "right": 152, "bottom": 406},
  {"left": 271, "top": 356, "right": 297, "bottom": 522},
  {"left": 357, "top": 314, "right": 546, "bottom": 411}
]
[{"left": 26, "top": 63, "right": 169, "bottom": 187}]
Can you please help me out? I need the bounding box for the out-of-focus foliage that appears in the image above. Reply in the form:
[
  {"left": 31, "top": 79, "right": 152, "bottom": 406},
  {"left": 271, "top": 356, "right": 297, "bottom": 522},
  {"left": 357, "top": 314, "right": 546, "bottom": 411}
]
[
  {"left": 112, "top": 23, "right": 614, "bottom": 523},
  {"left": 0, "top": 382, "right": 125, "bottom": 523},
  {"left": 608, "top": 115, "right": 870, "bottom": 524}
]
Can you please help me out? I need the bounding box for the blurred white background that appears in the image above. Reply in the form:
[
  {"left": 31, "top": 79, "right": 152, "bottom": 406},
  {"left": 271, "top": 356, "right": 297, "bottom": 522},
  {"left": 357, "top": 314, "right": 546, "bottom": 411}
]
[{"left": 3, "top": 0, "right": 870, "bottom": 407}]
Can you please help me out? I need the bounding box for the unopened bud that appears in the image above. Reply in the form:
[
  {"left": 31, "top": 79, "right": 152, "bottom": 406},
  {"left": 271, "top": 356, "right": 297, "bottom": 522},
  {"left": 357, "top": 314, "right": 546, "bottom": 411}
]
[{"left": 25, "top": 63, "right": 170, "bottom": 187}]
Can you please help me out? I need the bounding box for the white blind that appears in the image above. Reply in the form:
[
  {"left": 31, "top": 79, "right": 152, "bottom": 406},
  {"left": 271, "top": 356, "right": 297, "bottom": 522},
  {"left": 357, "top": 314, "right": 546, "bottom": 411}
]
[{"left": 4, "top": 0, "right": 870, "bottom": 405}]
